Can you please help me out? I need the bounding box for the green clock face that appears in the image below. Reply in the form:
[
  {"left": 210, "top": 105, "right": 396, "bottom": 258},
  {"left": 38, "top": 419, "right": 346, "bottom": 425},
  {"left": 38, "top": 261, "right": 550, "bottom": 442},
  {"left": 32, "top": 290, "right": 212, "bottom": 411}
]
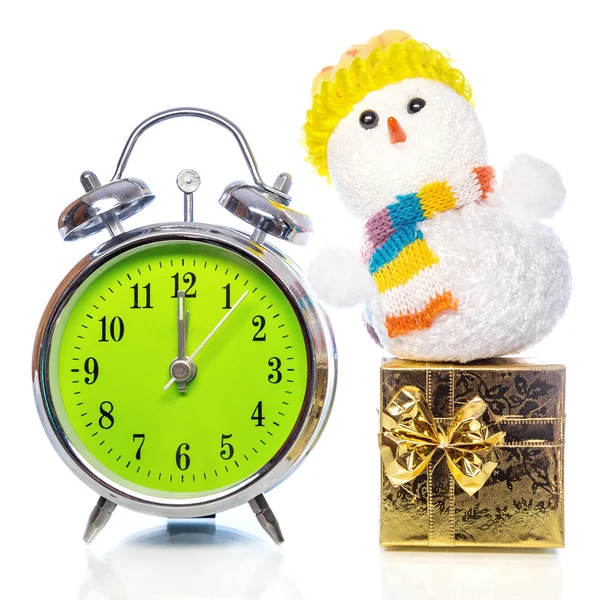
[{"left": 48, "top": 241, "right": 310, "bottom": 498}]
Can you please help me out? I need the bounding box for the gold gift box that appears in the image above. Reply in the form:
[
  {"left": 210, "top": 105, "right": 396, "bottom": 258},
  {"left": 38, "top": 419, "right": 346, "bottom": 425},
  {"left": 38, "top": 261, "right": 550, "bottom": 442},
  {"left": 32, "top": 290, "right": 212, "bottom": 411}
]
[{"left": 380, "top": 359, "right": 565, "bottom": 548}]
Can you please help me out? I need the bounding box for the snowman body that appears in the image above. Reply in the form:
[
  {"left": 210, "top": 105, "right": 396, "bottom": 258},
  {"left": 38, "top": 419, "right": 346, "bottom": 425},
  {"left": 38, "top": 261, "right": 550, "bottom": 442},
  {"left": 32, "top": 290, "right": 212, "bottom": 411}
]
[{"left": 365, "top": 199, "right": 570, "bottom": 362}]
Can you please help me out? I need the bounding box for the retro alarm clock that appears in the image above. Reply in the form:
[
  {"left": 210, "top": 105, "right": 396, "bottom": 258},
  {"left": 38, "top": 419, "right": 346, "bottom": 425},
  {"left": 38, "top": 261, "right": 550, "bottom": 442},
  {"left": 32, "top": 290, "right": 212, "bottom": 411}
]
[{"left": 32, "top": 108, "right": 336, "bottom": 544}]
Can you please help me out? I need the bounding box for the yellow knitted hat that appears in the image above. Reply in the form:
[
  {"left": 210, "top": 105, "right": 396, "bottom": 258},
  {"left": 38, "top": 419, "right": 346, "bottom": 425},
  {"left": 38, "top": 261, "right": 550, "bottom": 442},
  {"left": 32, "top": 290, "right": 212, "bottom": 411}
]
[{"left": 303, "top": 31, "right": 473, "bottom": 179}]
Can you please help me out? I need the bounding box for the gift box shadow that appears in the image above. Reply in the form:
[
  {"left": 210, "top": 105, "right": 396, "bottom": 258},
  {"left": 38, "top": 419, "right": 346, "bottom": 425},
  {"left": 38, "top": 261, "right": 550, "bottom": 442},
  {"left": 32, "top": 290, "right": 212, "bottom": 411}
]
[{"left": 380, "top": 547, "right": 561, "bottom": 600}]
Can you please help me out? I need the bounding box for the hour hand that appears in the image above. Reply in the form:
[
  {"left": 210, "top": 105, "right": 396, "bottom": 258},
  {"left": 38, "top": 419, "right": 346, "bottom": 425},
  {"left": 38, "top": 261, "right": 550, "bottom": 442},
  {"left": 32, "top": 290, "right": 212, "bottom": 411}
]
[
  {"left": 169, "top": 291, "right": 196, "bottom": 393},
  {"left": 177, "top": 291, "right": 186, "bottom": 361}
]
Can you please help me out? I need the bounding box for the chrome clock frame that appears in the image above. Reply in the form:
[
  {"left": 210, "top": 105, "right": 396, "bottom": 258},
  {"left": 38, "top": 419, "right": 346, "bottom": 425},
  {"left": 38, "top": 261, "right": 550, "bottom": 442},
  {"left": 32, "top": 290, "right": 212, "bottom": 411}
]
[{"left": 33, "top": 223, "right": 336, "bottom": 534}]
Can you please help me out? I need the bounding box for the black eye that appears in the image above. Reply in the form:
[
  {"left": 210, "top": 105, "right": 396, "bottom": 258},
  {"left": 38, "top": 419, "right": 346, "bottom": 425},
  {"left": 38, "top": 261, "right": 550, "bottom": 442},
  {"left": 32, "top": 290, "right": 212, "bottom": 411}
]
[
  {"left": 359, "top": 110, "right": 379, "bottom": 130},
  {"left": 407, "top": 98, "right": 426, "bottom": 114}
]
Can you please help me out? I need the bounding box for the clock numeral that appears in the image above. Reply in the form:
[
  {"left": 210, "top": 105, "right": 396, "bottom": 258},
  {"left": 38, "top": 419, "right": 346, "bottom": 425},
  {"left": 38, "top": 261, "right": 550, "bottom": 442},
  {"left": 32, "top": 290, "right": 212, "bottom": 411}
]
[
  {"left": 223, "top": 283, "right": 232, "bottom": 309},
  {"left": 251, "top": 401, "right": 265, "bottom": 427},
  {"left": 220, "top": 434, "right": 234, "bottom": 460},
  {"left": 131, "top": 283, "right": 153, "bottom": 309},
  {"left": 171, "top": 272, "right": 197, "bottom": 298},
  {"left": 99, "top": 401, "right": 114, "bottom": 430},
  {"left": 133, "top": 434, "right": 145, "bottom": 460},
  {"left": 268, "top": 357, "right": 282, "bottom": 384},
  {"left": 176, "top": 443, "right": 191, "bottom": 470},
  {"left": 252, "top": 315, "right": 266, "bottom": 341},
  {"left": 99, "top": 316, "right": 125, "bottom": 342},
  {"left": 84, "top": 357, "right": 99, "bottom": 385}
]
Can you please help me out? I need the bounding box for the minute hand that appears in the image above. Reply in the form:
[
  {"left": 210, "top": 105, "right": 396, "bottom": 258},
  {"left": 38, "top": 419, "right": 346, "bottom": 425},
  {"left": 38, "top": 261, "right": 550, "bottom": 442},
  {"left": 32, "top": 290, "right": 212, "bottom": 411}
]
[{"left": 163, "top": 290, "right": 249, "bottom": 391}]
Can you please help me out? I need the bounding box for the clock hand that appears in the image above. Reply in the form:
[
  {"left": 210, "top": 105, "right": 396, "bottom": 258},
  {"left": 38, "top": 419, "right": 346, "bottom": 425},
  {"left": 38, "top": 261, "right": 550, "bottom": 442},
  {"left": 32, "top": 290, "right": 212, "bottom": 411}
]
[
  {"left": 188, "top": 290, "right": 249, "bottom": 362},
  {"left": 177, "top": 290, "right": 186, "bottom": 360},
  {"left": 164, "top": 290, "right": 249, "bottom": 391},
  {"left": 168, "top": 291, "right": 196, "bottom": 393}
]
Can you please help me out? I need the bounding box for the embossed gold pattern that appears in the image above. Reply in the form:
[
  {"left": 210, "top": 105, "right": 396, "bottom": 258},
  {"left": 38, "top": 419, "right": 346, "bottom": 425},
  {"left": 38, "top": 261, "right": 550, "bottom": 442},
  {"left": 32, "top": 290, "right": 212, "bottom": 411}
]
[{"left": 380, "top": 359, "right": 565, "bottom": 548}]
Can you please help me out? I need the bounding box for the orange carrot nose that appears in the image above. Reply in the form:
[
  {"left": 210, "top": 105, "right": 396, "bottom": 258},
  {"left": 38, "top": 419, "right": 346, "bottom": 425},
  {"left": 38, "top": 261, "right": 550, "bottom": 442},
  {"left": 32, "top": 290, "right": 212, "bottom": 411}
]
[{"left": 387, "top": 116, "right": 407, "bottom": 144}]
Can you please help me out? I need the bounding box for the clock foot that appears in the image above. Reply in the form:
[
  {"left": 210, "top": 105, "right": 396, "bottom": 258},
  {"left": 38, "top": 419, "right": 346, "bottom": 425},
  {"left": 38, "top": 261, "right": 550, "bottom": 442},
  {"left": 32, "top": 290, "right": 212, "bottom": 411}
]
[
  {"left": 83, "top": 496, "right": 117, "bottom": 543},
  {"left": 248, "top": 494, "right": 284, "bottom": 545}
]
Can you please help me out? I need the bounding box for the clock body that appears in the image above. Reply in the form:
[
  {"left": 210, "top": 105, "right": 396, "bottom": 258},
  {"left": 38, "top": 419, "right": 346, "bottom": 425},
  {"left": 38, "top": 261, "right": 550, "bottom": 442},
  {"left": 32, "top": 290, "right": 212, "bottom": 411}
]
[{"left": 33, "top": 223, "right": 336, "bottom": 517}]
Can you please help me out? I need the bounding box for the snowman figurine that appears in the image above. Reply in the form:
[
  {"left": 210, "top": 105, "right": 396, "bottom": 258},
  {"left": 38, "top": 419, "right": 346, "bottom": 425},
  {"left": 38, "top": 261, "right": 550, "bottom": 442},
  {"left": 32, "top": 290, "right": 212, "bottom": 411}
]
[{"left": 304, "top": 31, "right": 570, "bottom": 363}]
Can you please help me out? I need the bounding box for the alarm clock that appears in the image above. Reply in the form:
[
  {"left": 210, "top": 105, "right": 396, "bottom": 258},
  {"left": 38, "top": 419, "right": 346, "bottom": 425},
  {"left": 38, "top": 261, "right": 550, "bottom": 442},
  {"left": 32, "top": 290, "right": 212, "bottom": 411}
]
[{"left": 32, "top": 108, "right": 337, "bottom": 544}]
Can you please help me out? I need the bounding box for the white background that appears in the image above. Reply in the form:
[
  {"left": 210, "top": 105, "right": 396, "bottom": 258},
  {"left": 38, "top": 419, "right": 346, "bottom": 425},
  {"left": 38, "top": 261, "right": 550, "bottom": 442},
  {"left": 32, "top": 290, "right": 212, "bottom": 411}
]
[{"left": 0, "top": 1, "right": 598, "bottom": 598}]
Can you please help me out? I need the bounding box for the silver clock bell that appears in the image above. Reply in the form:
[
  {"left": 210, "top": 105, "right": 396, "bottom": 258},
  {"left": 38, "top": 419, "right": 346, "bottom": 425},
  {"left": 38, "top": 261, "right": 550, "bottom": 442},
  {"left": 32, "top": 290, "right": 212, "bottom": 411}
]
[{"left": 57, "top": 107, "right": 312, "bottom": 246}]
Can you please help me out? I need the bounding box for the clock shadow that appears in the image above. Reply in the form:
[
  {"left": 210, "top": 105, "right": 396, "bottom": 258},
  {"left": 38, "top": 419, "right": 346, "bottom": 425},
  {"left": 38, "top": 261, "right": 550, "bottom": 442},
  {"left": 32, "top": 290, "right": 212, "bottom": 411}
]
[{"left": 77, "top": 521, "right": 304, "bottom": 600}]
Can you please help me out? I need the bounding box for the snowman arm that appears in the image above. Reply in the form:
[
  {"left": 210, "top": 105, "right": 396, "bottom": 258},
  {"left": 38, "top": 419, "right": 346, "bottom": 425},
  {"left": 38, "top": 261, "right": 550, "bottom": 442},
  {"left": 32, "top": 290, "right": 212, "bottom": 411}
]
[
  {"left": 307, "top": 245, "right": 372, "bottom": 308},
  {"left": 498, "top": 154, "right": 566, "bottom": 221}
]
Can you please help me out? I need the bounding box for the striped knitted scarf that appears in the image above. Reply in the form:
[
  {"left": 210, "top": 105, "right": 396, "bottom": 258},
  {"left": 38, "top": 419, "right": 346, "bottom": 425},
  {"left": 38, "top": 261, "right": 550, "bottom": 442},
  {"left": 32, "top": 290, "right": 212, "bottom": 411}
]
[{"left": 362, "top": 166, "right": 495, "bottom": 338}]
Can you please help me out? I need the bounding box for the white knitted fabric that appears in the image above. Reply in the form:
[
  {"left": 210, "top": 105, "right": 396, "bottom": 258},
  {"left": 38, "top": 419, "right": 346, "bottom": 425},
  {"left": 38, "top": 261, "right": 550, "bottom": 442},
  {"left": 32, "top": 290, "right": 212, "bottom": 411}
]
[
  {"left": 327, "top": 80, "right": 487, "bottom": 220},
  {"left": 308, "top": 78, "right": 571, "bottom": 362}
]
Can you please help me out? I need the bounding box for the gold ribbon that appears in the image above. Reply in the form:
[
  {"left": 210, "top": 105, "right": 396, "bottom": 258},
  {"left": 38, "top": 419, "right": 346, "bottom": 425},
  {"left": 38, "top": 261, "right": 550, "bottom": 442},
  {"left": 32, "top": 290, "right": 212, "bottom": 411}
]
[{"left": 380, "top": 386, "right": 505, "bottom": 496}]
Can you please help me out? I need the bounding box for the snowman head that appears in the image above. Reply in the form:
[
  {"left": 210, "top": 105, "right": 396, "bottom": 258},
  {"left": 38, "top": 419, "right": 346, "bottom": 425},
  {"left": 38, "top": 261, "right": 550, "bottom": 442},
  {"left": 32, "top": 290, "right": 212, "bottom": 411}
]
[{"left": 304, "top": 32, "right": 488, "bottom": 221}]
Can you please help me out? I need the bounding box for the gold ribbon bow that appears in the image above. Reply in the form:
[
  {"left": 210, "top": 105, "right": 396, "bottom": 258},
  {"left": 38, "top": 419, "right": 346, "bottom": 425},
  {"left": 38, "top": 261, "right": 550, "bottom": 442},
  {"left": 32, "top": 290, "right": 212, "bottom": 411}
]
[{"left": 380, "top": 386, "right": 505, "bottom": 496}]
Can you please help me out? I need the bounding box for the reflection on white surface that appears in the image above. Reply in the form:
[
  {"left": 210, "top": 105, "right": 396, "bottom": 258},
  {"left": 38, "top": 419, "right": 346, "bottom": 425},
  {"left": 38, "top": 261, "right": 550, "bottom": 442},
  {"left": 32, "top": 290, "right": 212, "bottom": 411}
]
[
  {"left": 77, "top": 521, "right": 303, "bottom": 600},
  {"left": 380, "top": 548, "right": 561, "bottom": 600}
]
